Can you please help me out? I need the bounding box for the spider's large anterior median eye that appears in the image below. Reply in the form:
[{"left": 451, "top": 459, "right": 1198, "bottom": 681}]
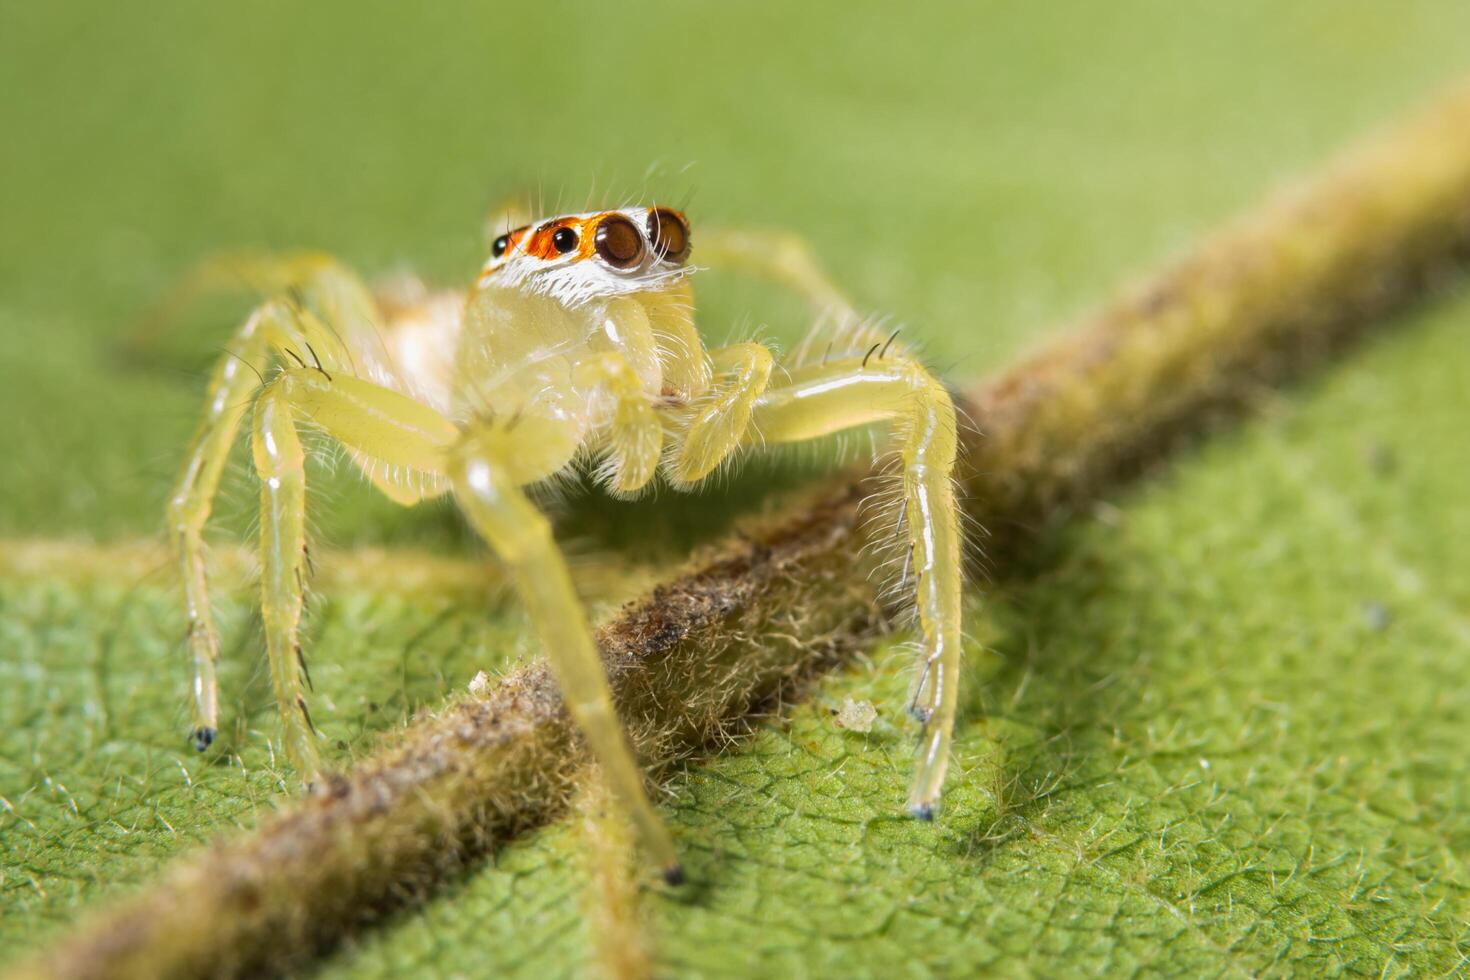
[
  {"left": 647, "top": 208, "right": 690, "bottom": 264},
  {"left": 491, "top": 234, "right": 510, "bottom": 259},
  {"left": 595, "top": 215, "right": 644, "bottom": 269},
  {"left": 552, "top": 227, "right": 579, "bottom": 254}
]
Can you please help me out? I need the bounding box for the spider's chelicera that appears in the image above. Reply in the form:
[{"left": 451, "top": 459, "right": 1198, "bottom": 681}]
[{"left": 167, "top": 206, "right": 962, "bottom": 882}]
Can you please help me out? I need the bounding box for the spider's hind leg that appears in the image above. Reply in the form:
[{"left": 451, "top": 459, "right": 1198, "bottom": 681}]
[
  {"left": 124, "top": 251, "right": 341, "bottom": 365},
  {"left": 696, "top": 228, "right": 855, "bottom": 318}
]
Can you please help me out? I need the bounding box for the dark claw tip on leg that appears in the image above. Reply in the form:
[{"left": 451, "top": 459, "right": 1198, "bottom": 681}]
[
  {"left": 908, "top": 803, "right": 936, "bottom": 822},
  {"left": 662, "top": 863, "right": 686, "bottom": 887},
  {"left": 192, "top": 727, "right": 216, "bottom": 752}
]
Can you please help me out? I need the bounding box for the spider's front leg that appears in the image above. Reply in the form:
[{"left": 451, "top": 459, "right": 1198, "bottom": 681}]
[
  {"left": 449, "top": 417, "right": 681, "bottom": 881},
  {"left": 754, "top": 355, "right": 962, "bottom": 817},
  {"left": 682, "top": 224, "right": 966, "bottom": 813},
  {"left": 674, "top": 346, "right": 964, "bottom": 818}
]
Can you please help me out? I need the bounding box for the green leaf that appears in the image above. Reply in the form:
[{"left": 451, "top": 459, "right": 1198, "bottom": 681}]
[{"left": 3, "top": 2, "right": 1469, "bottom": 976}]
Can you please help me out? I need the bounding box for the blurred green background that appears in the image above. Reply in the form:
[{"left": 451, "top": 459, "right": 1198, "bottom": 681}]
[{"left": 3, "top": 2, "right": 1470, "bottom": 976}]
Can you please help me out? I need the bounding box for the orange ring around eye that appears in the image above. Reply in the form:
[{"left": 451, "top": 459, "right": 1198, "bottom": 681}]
[{"left": 647, "top": 208, "right": 690, "bottom": 264}]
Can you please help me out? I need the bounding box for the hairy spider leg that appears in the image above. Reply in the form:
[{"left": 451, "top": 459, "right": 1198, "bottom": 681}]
[
  {"left": 451, "top": 417, "right": 681, "bottom": 880},
  {"left": 676, "top": 231, "right": 964, "bottom": 816},
  {"left": 658, "top": 341, "right": 963, "bottom": 819},
  {"left": 251, "top": 369, "right": 458, "bottom": 777},
  {"left": 750, "top": 355, "right": 962, "bottom": 818},
  {"left": 166, "top": 298, "right": 364, "bottom": 751},
  {"left": 166, "top": 253, "right": 466, "bottom": 751}
]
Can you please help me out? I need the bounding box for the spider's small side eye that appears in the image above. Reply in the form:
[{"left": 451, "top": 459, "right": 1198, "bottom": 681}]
[
  {"left": 647, "top": 208, "right": 690, "bottom": 265},
  {"left": 595, "top": 215, "right": 644, "bottom": 269},
  {"left": 491, "top": 234, "right": 510, "bottom": 259},
  {"left": 552, "top": 227, "right": 579, "bottom": 254}
]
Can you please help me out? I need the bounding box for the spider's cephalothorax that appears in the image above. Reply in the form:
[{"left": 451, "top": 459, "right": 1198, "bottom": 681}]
[{"left": 166, "top": 205, "right": 963, "bottom": 883}]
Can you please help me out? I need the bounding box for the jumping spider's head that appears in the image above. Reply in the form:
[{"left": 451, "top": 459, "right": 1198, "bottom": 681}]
[{"left": 478, "top": 206, "right": 692, "bottom": 307}]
